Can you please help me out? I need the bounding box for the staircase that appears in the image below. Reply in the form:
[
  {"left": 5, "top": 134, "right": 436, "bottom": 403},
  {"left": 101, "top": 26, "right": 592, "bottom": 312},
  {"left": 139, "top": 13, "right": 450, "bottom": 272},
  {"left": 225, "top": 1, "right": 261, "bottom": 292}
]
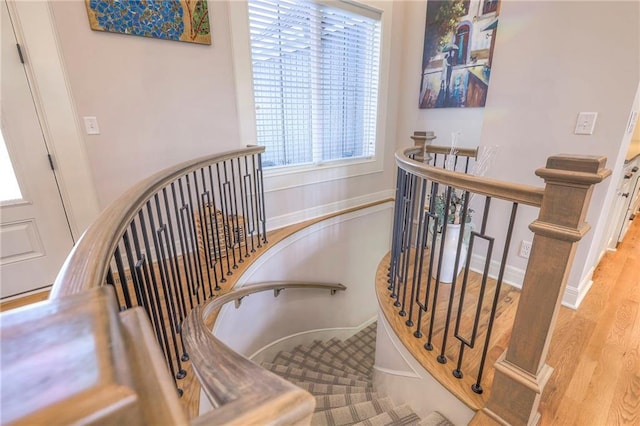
[{"left": 262, "top": 323, "right": 455, "bottom": 426}]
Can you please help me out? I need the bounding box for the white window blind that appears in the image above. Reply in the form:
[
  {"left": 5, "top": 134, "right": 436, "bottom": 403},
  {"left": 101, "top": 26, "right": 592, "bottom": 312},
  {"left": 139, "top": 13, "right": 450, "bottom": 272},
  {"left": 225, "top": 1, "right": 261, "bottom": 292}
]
[{"left": 248, "top": 0, "right": 381, "bottom": 168}]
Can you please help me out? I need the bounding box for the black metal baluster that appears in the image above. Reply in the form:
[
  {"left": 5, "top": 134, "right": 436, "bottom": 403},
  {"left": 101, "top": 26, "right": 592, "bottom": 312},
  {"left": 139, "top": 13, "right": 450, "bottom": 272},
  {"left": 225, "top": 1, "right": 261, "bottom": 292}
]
[
  {"left": 222, "top": 162, "right": 239, "bottom": 270},
  {"left": 437, "top": 190, "right": 471, "bottom": 364},
  {"left": 414, "top": 211, "right": 438, "bottom": 339},
  {"left": 146, "top": 201, "right": 187, "bottom": 381},
  {"left": 137, "top": 207, "right": 182, "bottom": 394},
  {"left": 191, "top": 171, "right": 215, "bottom": 299},
  {"left": 199, "top": 189, "right": 219, "bottom": 296},
  {"left": 229, "top": 158, "right": 245, "bottom": 262},
  {"left": 251, "top": 154, "right": 263, "bottom": 248},
  {"left": 183, "top": 174, "right": 210, "bottom": 292},
  {"left": 426, "top": 184, "right": 451, "bottom": 351},
  {"left": 121, "top": 230, "right": 143, "bottom": 307},
  {"left": 205, "top": 165, "right": 225, "bottom": 290},
  {"left": 399, "top": 173, "right": 418, "bottom": 317},
  {"left": 171, "top": 181, "right": 198, "bottom": 311},
  {"left": 177, "top": 178, "right": 205, "bottom": 302},
  {"left": 256, "top": 153, "right": 268, "bottom": 243},
  {"left": 161, "top": 187, "right": 191, "bottom": 318},
  {"left": 472, "top": 202, "right": 519, "bottom": 394},
  {"left": 406, "top": 177, "right": 429, "bottom": 326},
  {"left": 236, "top": 157, "right": 251, "bottom": 258},
  {"left": 154, "top": 193, "right": 191, "bottom": 364},
  {"left": 452, "top": 232, "right": 494, "bottom": 379},
  {"left": 389, "top": 168, "right": 406, "bottom": 296},
  {"left": 130, "top": 220, "right": 164, "bottom": 347},
  {"left": 215, "top": 164, "right": 234, "bottom": 274},
  {"left": 112, "top": 245, "right": 133, "bottom": 309},
  {"left": 394, "top": 171, "right": 413, "bottom": 307},
  {"left": 243, "top": 155, "right": 257, "bottom": 254}
]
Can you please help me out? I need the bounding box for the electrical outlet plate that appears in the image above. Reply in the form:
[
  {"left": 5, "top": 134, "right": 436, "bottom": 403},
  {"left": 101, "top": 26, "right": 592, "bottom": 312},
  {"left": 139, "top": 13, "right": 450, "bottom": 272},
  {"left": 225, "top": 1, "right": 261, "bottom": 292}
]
[
  {"left": 519, "top": 240, "right": 532, "bottom": 259},
  {"left": 574, "top": 112, "right": 597, "bottom": 135},
  {"left": 83, "top": 116, "right": 100, "bottom": 135}
]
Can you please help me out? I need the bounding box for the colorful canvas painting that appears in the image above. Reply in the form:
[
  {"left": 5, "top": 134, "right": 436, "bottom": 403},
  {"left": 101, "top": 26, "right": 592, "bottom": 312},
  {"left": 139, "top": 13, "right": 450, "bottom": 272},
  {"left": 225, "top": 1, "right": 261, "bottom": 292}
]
[
  {"left": 419, "top": 0, "right": 500, "bottom": 108},
  {"left": 85, "top": 0, "right": 211, "bottom": 45}
]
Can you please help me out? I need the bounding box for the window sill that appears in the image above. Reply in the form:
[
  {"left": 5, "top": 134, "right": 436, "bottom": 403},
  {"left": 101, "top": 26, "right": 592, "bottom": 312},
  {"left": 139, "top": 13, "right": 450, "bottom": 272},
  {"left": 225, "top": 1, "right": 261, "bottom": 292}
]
[{"left": 262, "top": 157, "right": 383, "bottom": 193}]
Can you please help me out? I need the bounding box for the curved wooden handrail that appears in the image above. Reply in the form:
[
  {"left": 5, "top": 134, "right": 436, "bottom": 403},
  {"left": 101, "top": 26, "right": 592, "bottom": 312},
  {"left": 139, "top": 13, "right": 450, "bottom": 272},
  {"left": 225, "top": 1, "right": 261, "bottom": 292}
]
[
  {"left": 50, "top": 146, "right": 265, "bottom": 299},
  {"left": 396, "top": 147, "right": 544, "bottom": 207},
  {"left": 182, "top": 281, "right": 346, "bottom": 424}
]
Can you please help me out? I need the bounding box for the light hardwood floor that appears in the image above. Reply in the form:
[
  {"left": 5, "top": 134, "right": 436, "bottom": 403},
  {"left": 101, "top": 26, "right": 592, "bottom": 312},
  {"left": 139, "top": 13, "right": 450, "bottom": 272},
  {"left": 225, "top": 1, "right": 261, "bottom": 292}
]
[{"left": 539, "top": 215, "right": 640, "bottom": 425}]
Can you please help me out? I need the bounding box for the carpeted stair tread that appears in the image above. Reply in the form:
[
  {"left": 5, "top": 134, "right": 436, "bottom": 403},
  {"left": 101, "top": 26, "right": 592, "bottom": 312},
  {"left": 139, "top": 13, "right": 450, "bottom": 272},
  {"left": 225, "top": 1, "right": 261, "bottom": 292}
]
[
  {"left": 352, "top": 404, "right": 421, "bottom": 426},
  {"left": 290, "top": 345, "right": 366, "bottom": 376},
  {"left": 314, "top": 392, "right": 380, "bottom": 411},
  {"left": 344, "top": 323, "right": 377, "bottom": 354},
  {"left": 319, "top": 339, "right": 375, "bottom": 370},
  {"left": 293, "top": 381, "right": 374, "bottom": 396},
  {"left": 418, "top": 411, "right": 455, "bottom": 426},
  {"left": 310, "top": 397, "right": 394, "bottom": 426},
  {"left": 294, "top": 343, "right": 372, "bottom": 376},
  {"left": 262, "top": 363, "right": 370, "bottom": 387},
  {"left": 272, "top": 350, "right": 370, "bottom": 381}
]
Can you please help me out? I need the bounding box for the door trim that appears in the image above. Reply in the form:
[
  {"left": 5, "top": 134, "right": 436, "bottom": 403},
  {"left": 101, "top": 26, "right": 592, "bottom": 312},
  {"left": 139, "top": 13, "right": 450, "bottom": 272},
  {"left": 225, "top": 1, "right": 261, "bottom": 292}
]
[{"left": 6, "top": 0, "right": 100, "bottom": 240}]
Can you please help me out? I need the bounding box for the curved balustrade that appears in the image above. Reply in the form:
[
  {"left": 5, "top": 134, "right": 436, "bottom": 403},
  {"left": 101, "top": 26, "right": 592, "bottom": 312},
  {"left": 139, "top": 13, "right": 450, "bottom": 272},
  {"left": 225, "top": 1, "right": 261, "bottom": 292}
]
[
  {"left": 387, "top": 144, "right": 610, "bottom": 425},
  {"left": 182, "top": 281, "right": 345, "bottom": 424},
  {"left": 50, "top": 146, "right": 268, "bottom": 397}
]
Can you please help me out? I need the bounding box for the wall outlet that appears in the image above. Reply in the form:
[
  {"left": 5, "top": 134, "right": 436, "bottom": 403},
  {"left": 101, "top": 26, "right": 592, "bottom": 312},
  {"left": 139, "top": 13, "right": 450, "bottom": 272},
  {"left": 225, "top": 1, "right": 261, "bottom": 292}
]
[{"left": 519, "top": 240, "right": 532, "bottom": 259}]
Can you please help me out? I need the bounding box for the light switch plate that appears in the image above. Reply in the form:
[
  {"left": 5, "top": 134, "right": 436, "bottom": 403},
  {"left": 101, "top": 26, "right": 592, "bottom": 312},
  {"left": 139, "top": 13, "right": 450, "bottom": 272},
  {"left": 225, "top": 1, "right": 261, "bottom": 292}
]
[
  {"left": 574, "top": 112, "right": 597, "bottom": 135},
  {"left": 83, "top": 116, "right": 100, "bottom": 135}
]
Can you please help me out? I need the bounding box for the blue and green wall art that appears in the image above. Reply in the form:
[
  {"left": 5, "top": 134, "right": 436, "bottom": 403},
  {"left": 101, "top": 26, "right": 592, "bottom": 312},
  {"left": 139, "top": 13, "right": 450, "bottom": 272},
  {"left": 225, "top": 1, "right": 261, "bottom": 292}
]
[{"left": 85, "top": 0, "right": 211, "bottom": 45}]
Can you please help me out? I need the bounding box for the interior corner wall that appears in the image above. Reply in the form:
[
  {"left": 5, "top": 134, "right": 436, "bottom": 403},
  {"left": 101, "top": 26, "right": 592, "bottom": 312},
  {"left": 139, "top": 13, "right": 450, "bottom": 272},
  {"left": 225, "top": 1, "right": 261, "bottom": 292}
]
[
  {"left": 394, "top": 0, "right": 639, "bottom": 305},
  {"left": 50, "top": 1, "right": 243, "bottom": 207},
  {"left": 478, "top": 0, "right": 640, "bottom": 302}
]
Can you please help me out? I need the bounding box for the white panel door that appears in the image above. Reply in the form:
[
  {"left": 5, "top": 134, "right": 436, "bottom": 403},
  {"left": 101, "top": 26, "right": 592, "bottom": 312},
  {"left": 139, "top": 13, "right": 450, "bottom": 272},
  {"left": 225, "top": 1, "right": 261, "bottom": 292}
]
[{"left": 0, "top": 1, "right": 74, "bottom": 298}]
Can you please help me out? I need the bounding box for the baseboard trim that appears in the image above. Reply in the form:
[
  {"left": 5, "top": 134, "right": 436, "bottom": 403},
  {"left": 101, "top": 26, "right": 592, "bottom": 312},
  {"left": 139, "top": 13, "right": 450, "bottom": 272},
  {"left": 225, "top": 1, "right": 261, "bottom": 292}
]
[
  {"left": 248, "top": 316, "right": 377, "bottom": 362},
  {"left": 267, "top": 190, "right": 395, "bottom": 231},
  {"left": 562, "top": 265, "right": 595, "bottom": 310},
  {"left": 468, "top": 254, "right": 526, "bottom": 289}
]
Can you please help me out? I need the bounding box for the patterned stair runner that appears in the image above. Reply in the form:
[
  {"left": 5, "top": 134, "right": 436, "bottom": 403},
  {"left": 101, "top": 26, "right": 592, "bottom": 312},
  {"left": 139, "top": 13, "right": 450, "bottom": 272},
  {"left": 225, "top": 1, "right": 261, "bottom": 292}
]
[{"left": 262, "top": 322, "right": 455, "bottom": 426}]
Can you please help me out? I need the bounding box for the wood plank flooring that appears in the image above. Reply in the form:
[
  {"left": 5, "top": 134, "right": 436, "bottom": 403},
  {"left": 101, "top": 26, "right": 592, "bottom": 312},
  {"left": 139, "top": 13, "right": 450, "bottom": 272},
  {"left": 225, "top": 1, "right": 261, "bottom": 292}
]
[{"left": 539, "top": 215, "right": 640, "bottom": 425}]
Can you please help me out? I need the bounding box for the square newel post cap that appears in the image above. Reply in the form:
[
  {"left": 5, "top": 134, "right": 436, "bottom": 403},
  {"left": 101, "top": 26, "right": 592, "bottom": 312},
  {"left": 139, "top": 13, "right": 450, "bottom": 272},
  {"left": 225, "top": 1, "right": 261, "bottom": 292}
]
[{"left": 536, "top": 154, "right": 611, "bottom": 184}]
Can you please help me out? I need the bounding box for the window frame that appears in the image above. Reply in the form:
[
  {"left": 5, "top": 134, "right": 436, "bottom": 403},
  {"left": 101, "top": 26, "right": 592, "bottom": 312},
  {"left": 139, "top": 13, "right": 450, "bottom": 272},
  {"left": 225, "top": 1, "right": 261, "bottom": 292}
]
[{"left": 228, "top": 0, "right": 391, "bottom": 192}]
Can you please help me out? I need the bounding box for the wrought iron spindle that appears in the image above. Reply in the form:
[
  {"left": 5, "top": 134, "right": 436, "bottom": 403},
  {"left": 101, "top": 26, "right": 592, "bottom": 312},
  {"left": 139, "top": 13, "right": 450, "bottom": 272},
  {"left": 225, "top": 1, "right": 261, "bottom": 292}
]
[
  {"left": 472, "top": 202, "right": 518, "bottom": 394},
  {"left": 437, "top": 189, "right": 471, "bottom": 364}
]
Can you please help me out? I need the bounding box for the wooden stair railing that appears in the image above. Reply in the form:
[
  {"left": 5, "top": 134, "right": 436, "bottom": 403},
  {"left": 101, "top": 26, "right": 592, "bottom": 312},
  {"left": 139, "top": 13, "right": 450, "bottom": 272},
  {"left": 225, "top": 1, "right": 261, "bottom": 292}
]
[
  {"left": 387, "top": 145, "right": 609, "bottom": 425},
  {"left": 35, "top": 146, "right": 328, "bottom": 424},
  {"left": 182, "top": 281, "right": 346, "bottom": 425}
]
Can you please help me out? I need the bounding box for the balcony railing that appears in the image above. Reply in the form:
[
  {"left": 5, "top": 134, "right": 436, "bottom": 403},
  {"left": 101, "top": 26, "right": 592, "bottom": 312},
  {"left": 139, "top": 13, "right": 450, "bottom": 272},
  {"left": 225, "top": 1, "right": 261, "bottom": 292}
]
[{"left": 386, "top": 139, "right": 610, "bottom": 425}]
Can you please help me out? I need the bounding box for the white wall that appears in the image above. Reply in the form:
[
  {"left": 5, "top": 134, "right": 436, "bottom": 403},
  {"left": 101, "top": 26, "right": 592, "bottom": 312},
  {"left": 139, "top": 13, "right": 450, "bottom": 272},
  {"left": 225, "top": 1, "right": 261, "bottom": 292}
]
[
  {"left": 393, "top": 1, "right": 640, "bottom": 306},
  {"left": 51, "top": 1, "right": 243, "bottom": 207},
  {"left": 50, "top": 1, "right": 401, "bottom": 222},
  {"left": 212, "top": 204, "right": 392, "bottom": 357}
]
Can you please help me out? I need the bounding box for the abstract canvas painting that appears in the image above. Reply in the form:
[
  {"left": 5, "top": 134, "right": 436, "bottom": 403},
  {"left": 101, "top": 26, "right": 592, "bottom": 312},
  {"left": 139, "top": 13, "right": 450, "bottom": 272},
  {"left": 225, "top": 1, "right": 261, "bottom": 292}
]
[
  {"left": 419, "top": 0, "right": 500, "bottom": 108},
  {"left": 85, "top": 0, "right": 211, "bottom": 45}
]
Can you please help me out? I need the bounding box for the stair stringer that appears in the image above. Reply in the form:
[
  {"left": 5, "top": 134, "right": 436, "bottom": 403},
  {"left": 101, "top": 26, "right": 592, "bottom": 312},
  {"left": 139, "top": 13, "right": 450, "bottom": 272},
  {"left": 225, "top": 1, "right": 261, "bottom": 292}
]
[{"left": 373, "top": 311, "right": 474, "bottom": 426}]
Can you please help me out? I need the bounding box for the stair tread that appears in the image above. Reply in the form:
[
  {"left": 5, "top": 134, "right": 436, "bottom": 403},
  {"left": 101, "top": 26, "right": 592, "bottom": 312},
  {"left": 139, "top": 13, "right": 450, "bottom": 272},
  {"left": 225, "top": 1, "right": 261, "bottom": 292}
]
[
  {"left": 272, "top": 350, "right": 370, "bottom": 381},
  {"left": 293, "top": 381, "right": 374, "bottom": 396},
  {"left": 418, "top": 411, "right": 455, "bottom": 426},
  {"left": 314, "top": 392, "right": 380, "bottom": 411},
  {"left": 262, "top": 363, "right": 370, "bottom": 387},
  {"left": 319, "top": 339, "right": 375, "bottom": 366},
  {"left": 352, "top": 404, "right": 421, "bottom": 426},
  {"left": 291, "top": 345, "right": 369, "bottom": 376},
  {"left": 310, "top": 397, "right": 394, "bottom": 426},
  {"left": 293, "top": 344, "right": 372, "bottom": 376}
]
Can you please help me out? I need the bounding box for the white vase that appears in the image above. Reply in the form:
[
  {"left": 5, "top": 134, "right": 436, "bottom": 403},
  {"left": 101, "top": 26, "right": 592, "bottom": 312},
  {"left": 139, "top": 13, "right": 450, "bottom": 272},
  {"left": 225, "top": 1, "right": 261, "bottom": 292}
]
[{"left": 432, "top": 223, "right": 467, "bottom": 284}]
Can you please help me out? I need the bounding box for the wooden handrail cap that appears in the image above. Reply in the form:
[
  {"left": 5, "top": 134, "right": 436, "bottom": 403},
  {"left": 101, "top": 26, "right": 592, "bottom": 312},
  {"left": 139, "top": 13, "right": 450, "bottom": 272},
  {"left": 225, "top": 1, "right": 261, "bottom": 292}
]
[{"left": 543, "top": 154, "right": 608, "bottom": 174}]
